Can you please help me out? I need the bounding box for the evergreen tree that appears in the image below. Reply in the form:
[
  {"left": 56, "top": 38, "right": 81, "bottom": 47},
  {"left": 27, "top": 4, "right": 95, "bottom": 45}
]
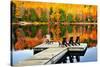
[
  {"left": 49, "top": 7, "right": 53, "bottom": 15},
  {"left": 59, "top": 9, "right": 66, "bottom": 22},
  {"left": 29, "top": 8, "right": 39, "bottom": 22},
  {"left": 40, "top": 10, "right": 48, "bottom": 22},
  {"left": 22, "top": 9, "right": 30, "bottom": 21}
]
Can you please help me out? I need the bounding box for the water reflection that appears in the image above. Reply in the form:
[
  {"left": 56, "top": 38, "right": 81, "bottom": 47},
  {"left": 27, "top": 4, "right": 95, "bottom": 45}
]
[{"left": 12, "top": 24, "right": 97, "bottom": 50}]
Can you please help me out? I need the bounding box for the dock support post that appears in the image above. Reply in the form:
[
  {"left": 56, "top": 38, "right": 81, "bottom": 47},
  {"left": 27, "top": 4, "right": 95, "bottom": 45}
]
[
  {"left": 76, "top": 56, "right": 80, "bottom": 62},
  {"left": 55, "top": 52, "right": 67, "bottom": 63}
]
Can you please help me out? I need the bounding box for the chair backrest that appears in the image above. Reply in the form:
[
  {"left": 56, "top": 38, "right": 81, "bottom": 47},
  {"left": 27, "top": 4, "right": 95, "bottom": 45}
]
[
  {"left": 69, "top": 37, "right": 74, "bottom": 45},
  {"left": 62, "top": 38, "right": 66, "bottom": 45},
  {"left": 75, "top": 36, "right": 80, "bottom": 45},
  {"left": 75, "top": 37, "right": 79, "bottom": 42}
]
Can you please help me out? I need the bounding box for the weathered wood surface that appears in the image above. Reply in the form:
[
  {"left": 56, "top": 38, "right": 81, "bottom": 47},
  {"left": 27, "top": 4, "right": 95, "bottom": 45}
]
[
  {"left": 34, "top": 42, "right": 60, "bottom": 48},
  {"left": 34, "top": 43, "right": 87, "bottom": 51},
  {"left": 14, "top": 47, "right": 67, "bottom": 66},
  {"left": 13, "top": 43, "right": 87, "bottom": 66}
]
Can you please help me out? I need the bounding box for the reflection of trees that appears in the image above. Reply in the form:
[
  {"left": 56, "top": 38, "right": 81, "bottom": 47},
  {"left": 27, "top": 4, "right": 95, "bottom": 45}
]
[
  {"left": 67, "top": 13, "right": 73, "bottom": 23},
  {"left": 49, "top": 9, "right": 62, "bottom": 41}
]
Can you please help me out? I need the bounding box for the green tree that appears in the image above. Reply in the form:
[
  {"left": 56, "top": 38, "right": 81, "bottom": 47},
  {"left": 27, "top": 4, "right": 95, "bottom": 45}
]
[
  {"left": 29, "top": 8, "right": 39, "bottom": 22},
  {"left": 40, "top": 10, "right": 48, "bottom": 22},
  {"left": 59, "top": 9, "right": 66, "bottom": 22},
  {"left": 49, "top": 7, "right": 53, "bottom": 15},
  {"left": 22, "top": 9, "right": 30, "bottom": 21}
]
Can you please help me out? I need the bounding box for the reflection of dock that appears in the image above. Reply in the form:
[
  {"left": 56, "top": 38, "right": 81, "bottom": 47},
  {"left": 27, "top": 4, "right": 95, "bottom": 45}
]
[{"left": 13, "top": 43, "right": 87, "bottom": 66}]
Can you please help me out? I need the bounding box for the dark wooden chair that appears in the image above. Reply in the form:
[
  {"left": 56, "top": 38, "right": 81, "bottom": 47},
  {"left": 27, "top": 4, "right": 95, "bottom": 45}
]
[
  {"left": 69, "top": 37, "right": 74, "bottom": 46},
  {"left": 75, "top": 36, "right": 80, "bottom": 46}
]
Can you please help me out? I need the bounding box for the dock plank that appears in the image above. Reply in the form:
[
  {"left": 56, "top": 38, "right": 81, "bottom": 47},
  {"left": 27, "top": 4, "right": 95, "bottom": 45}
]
[{"left": 14, "top": 48, "right": 67, "bottom": 66}]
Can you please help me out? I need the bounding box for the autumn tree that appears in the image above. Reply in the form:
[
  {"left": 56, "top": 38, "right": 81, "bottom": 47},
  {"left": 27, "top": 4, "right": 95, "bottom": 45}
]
[
  {"left": 11, "top": 1, "right": 16, "bottom": 23},
  {"left": 84, "top": 5, "right": 94, "bottom": 22},
  {"left": 75, "top": 15, "right": 80, "bottom": 22},
  {"left": 21, "top": 9, "right": 30, "bottom": 21}
]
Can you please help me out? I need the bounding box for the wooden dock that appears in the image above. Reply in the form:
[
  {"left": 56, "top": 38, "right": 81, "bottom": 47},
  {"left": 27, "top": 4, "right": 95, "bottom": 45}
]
[
  {"left": 14, "top": 47, "right": 67, "bottom": 66},
  {"left": 13, "top": 43, "right": 87, "bottom": 66}
]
